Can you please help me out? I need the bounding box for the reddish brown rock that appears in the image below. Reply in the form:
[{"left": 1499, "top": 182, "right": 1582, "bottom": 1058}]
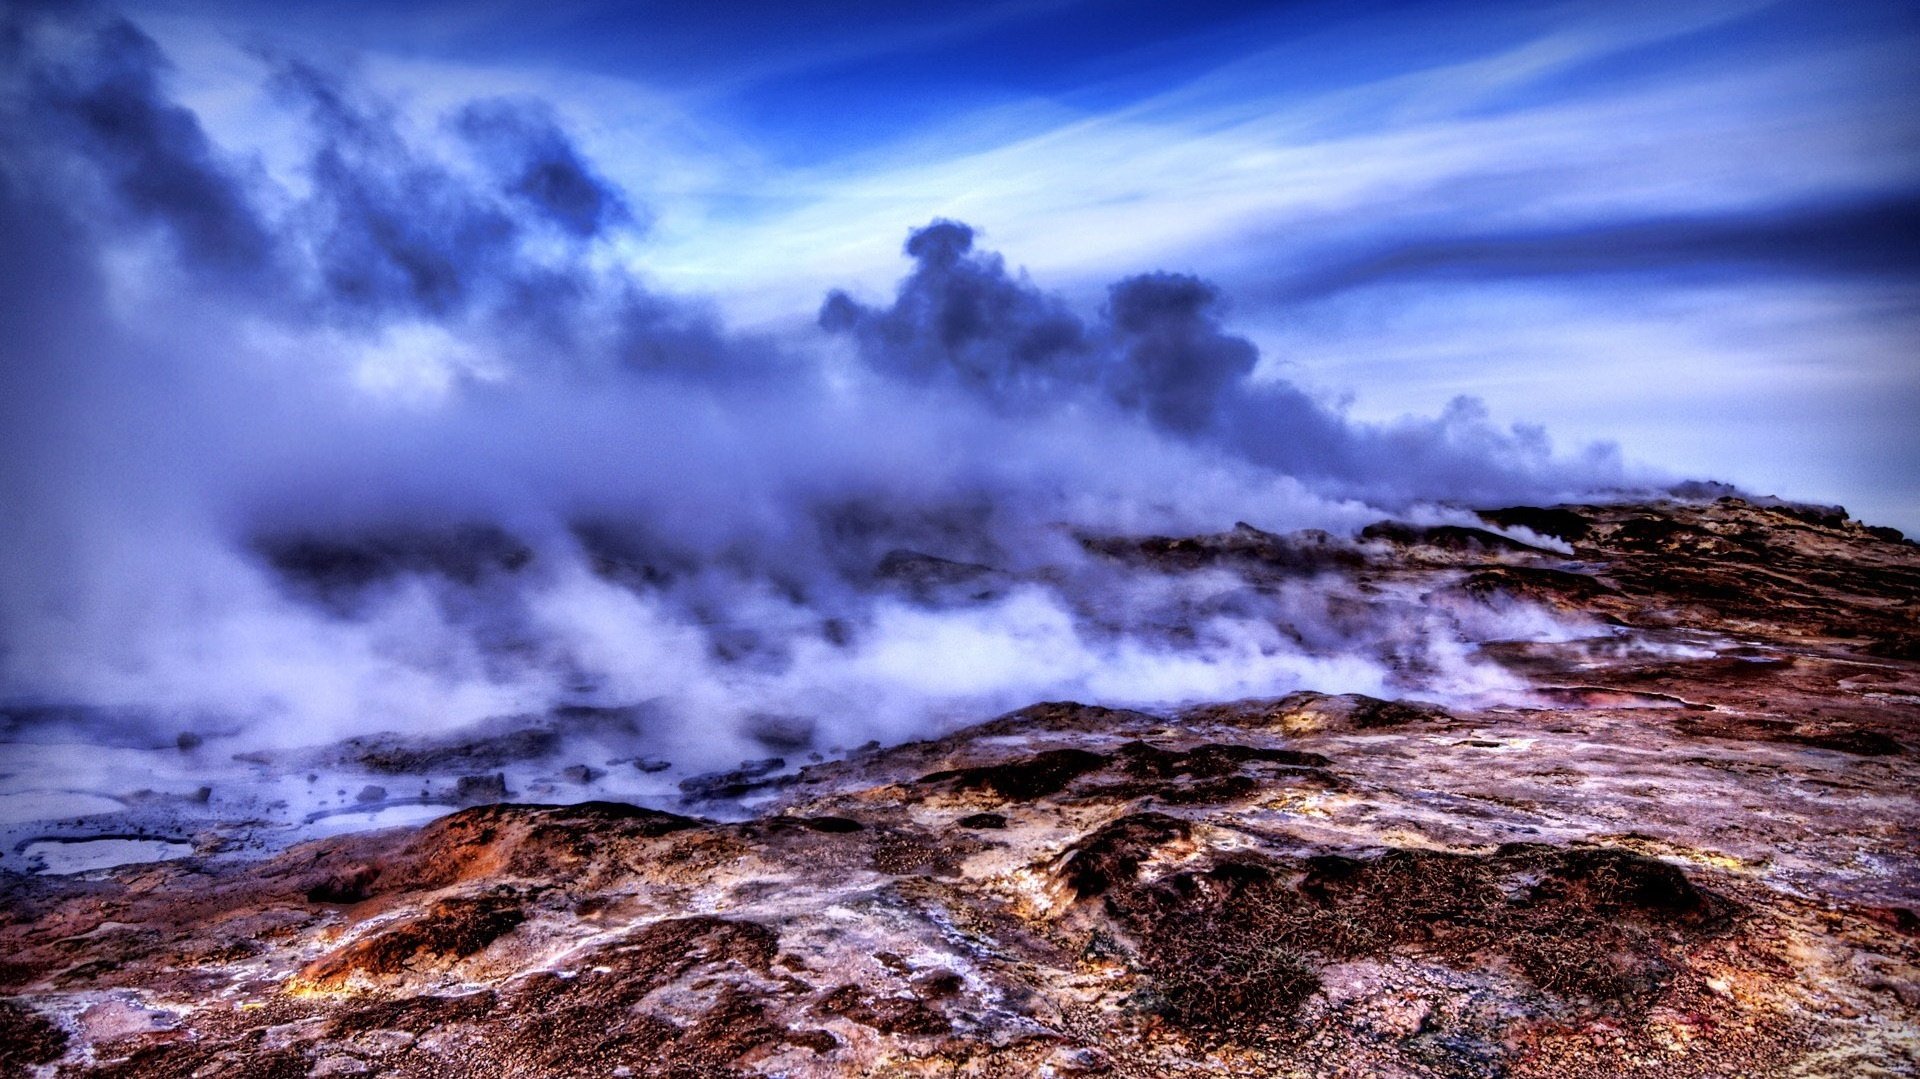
[{"left": 0, "top": 499, "right": 1914, "bottom": 1077}]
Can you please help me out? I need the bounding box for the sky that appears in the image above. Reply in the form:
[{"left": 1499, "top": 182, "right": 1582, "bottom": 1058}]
[
  {"left": 119, "top": 0, "right": 1920, "bottom": 531},
  {"left": 0, "top": 0, "right": 1916, "bottom": 756}
]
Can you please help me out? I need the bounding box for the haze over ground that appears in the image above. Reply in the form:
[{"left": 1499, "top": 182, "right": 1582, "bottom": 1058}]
[{"left": 1, "top": 0, "right": 1916, "bottom": 765}]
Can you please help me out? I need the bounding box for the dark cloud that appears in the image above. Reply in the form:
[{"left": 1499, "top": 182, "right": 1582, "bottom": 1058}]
[
  {"left": 454, "top": 97, "right": 636, "bottom": 240},
  {"left": 902, "top": 218, "right": 975, "bottom": 266},
  {"left": 1104, "top": 272, "right": 1256, "bottom": 434},
  {"left": 824, "top": 221, "right": 1622, "bottom": 505},
  {"left": 261, "top": 61, "right": 722, "bottom": 376},
  {"left": 1273, "top": 193, "right": 1920, "bottom": 302},
  {"left": 8, "top": 10, "right": 274, "bottom": 281},
  {"left": 271, "top": 59, "right": 526, "bottom": 320},
  {"left": 3, "top": 7, "right": 651, "bottom": 338},
  {"left": 821, "top": 220, "right": 1091, "bottom": 404}
]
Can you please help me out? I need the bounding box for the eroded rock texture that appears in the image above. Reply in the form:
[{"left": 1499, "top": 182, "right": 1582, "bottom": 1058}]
[{"left": 2, "top": 498, "right": 1917, "bottom": 1077}]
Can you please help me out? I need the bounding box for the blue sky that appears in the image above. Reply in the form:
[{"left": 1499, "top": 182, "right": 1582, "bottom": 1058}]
[{"left": 73, "top": 0, "right": 1920, "bottom": 529}]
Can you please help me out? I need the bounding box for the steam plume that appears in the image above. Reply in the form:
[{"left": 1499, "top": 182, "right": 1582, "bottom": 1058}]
[{"left": 0, "top": 5, "right": 1638, "bottom": 771}]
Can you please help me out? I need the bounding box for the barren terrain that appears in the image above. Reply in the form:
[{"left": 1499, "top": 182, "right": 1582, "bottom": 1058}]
[{"left": 2, "top": 497, "right": 1916, "bottom": 1077}]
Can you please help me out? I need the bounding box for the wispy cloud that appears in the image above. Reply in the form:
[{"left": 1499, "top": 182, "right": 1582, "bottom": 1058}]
[{"left": 627, "top": 23, "right": 1914, "bottom": 317}]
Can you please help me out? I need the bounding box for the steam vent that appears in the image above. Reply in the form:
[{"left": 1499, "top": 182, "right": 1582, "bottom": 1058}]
[{"left": 3, "top": 499, "right": 1916, "bottom": 1075}]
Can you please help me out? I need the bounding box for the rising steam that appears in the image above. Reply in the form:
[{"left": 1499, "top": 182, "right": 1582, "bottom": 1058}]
[{"left": 0, "top": 5, "right": 1641, "bottom": 773}]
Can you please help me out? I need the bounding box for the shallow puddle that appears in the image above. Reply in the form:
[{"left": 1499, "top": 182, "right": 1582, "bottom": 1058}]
[
  {"left": 22, "top": 836, "right": 195, "bottom": 874},
  {"left": 303, "top": 802, "right": 456, "bottom": 835}
]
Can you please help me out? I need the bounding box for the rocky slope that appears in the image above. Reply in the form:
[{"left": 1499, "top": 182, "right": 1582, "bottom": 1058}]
[{"left": 2, "top": 497, "right": 1916, "bottom": 1077}]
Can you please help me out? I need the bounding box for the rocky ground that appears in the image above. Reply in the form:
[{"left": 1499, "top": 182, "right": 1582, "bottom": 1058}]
[{"left": 2, "top": 496, "right": 1916, "bottom": 1077}]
